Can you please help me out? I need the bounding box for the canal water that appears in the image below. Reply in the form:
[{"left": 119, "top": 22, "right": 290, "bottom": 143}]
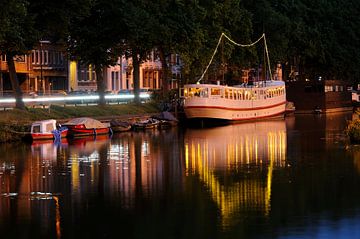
[{"left": 1, "top": 112, "right": 360, "bottom": 239}]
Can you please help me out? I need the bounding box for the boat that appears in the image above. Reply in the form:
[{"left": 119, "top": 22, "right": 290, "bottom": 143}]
[
  {"left": 132, "top": 118, "right": 160, "bottom": 130},
  {"left": 110, "top": 119, "right": 132, "bottom": 132},
  {"left": 68, "top": 135, "right": 110, "bottom": 156},
  {"left": 31, "top": 119, "right": 68, "bottom": 140},
  {"left": 285, "top": 101, "right": 296, "bottom": 115},
  {"left": 183, "top": 81, "right": 286, "bottom": 121},
  {"left": 153, "top": 112, "right": 179, "bottom": 128},
  {"left": 182, "top": 33, "right": 286, "bottom": 122},
  {"left": 63, "top": 117, "right": 110, "bottom": 137}
]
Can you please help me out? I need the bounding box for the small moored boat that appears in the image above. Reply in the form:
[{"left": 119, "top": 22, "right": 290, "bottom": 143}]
[
  {"left": 110, "top": 119, "right": 132, "bottom": 133},
  {"left": 153, "top": 112, "right": 179, "bottom": 128},
  {"left": 132, "top": 118, "right": 160, "bottom": 130},
  {"left": 31, "top": 119, "right": 68, "bottom": 140},
  {"left": 63, "top": 117, "right": 110, "bottom": 137},
  {"left": 285, "top": 101, "right": 296, "bottom": 115}
]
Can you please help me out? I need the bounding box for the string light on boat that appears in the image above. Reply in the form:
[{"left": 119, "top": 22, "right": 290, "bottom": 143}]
[{"left": 197, "top": 33, "right": 273, "bottom": 84}]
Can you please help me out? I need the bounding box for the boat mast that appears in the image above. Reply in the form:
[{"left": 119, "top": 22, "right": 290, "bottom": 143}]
[{"left": 221, "top": 36, "right": 225, "bottom": 84}]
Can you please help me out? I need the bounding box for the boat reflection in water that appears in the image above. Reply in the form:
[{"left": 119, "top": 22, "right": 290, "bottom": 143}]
[
  {"left": 31, "top": 138, "right": 68, "bottom": 162},
  {"left": 105, "top": 128, "right": 184, "bottom": 208},
  {"left": 0, "top": 140, "right": 69, "bottom": 239},
  {"left": 64, "top": 128, "right": 183, "bottom": 210},
  {"left": 184, "top": 120, "right": 286, "bottom": 228}
]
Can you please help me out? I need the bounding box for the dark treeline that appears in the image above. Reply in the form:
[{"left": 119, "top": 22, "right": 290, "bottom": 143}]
[{"left": 0, "top": 0, "right": 359, "bottom": 109}]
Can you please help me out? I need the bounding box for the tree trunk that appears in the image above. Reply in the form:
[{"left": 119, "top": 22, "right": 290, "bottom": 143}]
[
  {"left": 7, "top": 52, "right": 25, "bottom": 110},
  {"left": 158, "top": 46, "right": 169, "bottom": 95},
  {"left": 95, "top": 65, "right": 106, "bottom": 105},
  {"left": 132, "top": 51, "right": 141, "bottom": 104}
]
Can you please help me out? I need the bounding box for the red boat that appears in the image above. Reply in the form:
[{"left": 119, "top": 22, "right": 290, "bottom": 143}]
[
  {"left": 31, "top": 119, "right": 68, "bottom": 140},
  {"left": 63, "top": 117, "right": 110, "bottom": 138}
]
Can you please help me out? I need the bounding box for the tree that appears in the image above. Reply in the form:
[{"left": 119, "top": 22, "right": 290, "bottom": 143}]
[
  {"left": 243, "top": 0, "right": 360, "bottom": 83},
  {"left": 121, "top": 0, "right": 154, "bottom": 104},
  {"left": 29, "top": 0, "right": 92, "bottom": 41},
  {"left": 0, "top": 0, "right": 38, "bottom": 109},
  {"left": 68, "top": 0, "right": 124, "bottom": 105},
  {"left": 183, "top": 0, "right": 253, "bottom": 85}
]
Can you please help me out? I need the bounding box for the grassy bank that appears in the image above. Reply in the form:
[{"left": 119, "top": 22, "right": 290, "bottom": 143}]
[{"left": 0, "top": 103, "right": 160, "bottom": 142}]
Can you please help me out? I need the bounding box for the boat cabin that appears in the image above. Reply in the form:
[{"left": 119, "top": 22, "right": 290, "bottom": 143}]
[
  {"left": 31, "top": 119, "right": 57, "bottom": 134},
  {"left": 182, "top": 81, "right": 286, "bottom": 101}
]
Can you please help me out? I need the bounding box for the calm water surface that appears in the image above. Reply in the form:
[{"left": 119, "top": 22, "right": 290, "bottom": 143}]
[{"left": 1, "top": 113, "right": 360, "bottom": 239}]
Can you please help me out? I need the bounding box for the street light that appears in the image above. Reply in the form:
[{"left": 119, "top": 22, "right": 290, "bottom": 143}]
[{"left": 39, "top": 40, "right": 50, "bottom": 95}]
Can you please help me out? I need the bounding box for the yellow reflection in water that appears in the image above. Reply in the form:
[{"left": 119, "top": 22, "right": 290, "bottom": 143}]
[{"left": 185, "top": 121, "right": 286, "bottom": 228}]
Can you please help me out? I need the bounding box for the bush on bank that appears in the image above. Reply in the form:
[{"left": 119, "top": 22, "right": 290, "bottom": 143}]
[
  {"left": 0, "top": 103, "right": 160, "bottom": 142},
  {"left": 346, "top": 119, "right": 360, "bottom": 144}
]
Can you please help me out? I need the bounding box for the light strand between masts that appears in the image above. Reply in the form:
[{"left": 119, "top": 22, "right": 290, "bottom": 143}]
[{"left": 197, "top": 33, "right": 273, "bottom": 84}]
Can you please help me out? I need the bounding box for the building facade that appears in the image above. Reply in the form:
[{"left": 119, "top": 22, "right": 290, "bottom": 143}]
[
  {"left": 0, "top": 41, "right": 68, "bottom": 96},
  {"left": 68, "top": 52, "right": 182, "bottom": 93},
  {"left": 1, "top": 42, "right": 181, "bottom": 95}
]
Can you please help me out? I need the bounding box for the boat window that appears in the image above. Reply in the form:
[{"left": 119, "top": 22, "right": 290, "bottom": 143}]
[
  {"left": 200, "top": 88, "right": 208, "bottom": 97},
  {"left": 183, "top": 88, "right": 189, "bottom": 97},
  {"left": 211, "top": 88, "right": 221, "bottom": 96},
  {"left": 46, "top": 123, "right": 55, "bottom": 132},
  {"left": 193, "top": 88, "right": 200, "bottom": 97},
  {"left": 186, "top": 88, "right": 201, "bottom": 97},
  {"left": 229, "top": 89, "right": 233, "bottom": 99},
  {"left": 32, "top": 125, "right": 41, "bottom": 133}
]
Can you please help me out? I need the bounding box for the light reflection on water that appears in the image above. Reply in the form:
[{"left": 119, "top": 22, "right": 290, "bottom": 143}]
[
  {"left": 0, "top": 113, "right": 360, "bottom": 238},
  {"left": 184, "top": 120, "right": 287, "bottom": 228}
]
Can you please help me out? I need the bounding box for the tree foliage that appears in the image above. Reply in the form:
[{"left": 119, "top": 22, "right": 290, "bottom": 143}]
[
  {"left": 120, "top": 0, "right": 154, "bottom": 104},
  {"left": 0, "top": 0, "right": 39, "bottom": 109},
  {"left": 245, "top": 0, "right": 360, "bottom": 82},
  {"left": 68, "top": 0, "right": 124, "bottom": 105}
]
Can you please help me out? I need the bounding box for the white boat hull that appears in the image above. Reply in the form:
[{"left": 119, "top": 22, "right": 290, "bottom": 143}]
[{"left": 184, "top": 102, "right": 285, "bottom": 121}]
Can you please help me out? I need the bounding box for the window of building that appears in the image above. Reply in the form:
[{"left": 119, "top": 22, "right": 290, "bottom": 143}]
[
  {"left": 55, "top": 52, "right": 59, "bottom": 65},
  {"left": 48, "top": 51, "right": 52, "bottom": 65},
  {"left": 31, "top": 51, "right": 35, "bottom": 64},
  {"left": 325, "top": 85, "right": 332, "bottom": 92},
  {"left": 59, "top": 53, "right": 64, "bottom": 65},
  {"left": 35, "top": 51, "right": 39, "bottom": 64},
  {"left": 44, "top": 51, "right": 48, "bottom": 65}
]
